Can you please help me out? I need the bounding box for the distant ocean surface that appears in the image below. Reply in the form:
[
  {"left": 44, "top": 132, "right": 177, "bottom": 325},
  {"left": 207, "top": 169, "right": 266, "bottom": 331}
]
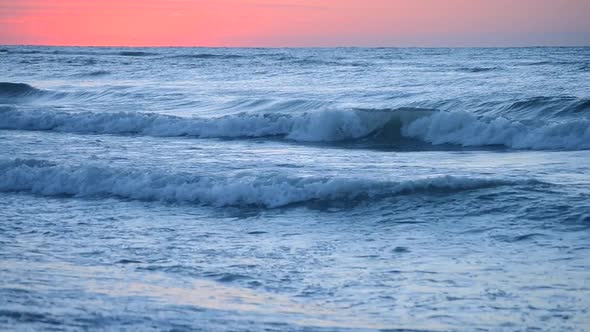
[{"left": 1, "top": 46, "right": 589, "bottom": 331}]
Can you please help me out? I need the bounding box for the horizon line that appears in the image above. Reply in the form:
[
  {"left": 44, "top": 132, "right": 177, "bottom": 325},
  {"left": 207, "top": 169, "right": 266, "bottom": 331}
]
[{"left": 2, "top": 44, "right": 590, "bottom": 49}]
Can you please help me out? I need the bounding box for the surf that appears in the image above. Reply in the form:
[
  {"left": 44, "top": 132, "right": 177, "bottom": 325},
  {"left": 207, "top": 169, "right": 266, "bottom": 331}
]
[
  {"left": 2, "top": 106, "right": 589, "bottom": 150},
  {"left": 0, "top": 158, "right": 542, "bottom": 208}
]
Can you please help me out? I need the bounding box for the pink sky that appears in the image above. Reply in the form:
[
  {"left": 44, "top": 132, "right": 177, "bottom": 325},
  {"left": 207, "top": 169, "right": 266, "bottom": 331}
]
[{"left": 0, "top": 0, "right": 589, "bottom": 47}]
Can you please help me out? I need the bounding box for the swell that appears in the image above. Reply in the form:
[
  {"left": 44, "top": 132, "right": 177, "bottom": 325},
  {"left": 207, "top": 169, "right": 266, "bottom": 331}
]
[
  {"left": 0, "top": 159, "right": 540, "bottom": 208},
  {"left": 1, "top": 49, "right": 158, "bottom": 57},
  {"left": 74, "top": 70, "right": 111, "bottom": 78},
  {"left": 2, "top": 48, "right": 245, "bottom": 59},
  {"left": 491, "top": 96, "right": 590, "bottom": 119},
  {"left": 3, "top": 80, "right": 587, "bottom": 120},
  {"left": 457, "top": 67, "right": 501, "bottom": 73},
  {"left": 2, "top": 107, "right": 589, "bottom": 150},
  {"left": 0, "top": 82, "right": 72, "bottom": 103},
  {"left": 0, "top": 82, "right": 47, "bottom": 99},
  {"left": 167, "top": 54, "right": 246, "bottom": 60},
  {"left": 0, "top": 106, "right": 432, "bottom": 141},
  {"left": 118, "top": 51, "right": 157, "bottom": 57}
]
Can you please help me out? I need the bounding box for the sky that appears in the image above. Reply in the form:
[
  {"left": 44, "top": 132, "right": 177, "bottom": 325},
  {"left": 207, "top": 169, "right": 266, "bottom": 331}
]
[{"left": 0, "top": 0, "right": 589, "bottom": 47}]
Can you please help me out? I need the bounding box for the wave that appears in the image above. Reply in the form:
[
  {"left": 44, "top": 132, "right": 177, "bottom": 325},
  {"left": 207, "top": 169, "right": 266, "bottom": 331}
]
[
  {"left": 479, "top": 96, "right": 590, "bottom": 120},
  {"left": 0, "top": 106, "right": 432, "bottom": 141},
  {"left": 167, "top": 53, "right": 245, "bottom": 60},
  {"left": 0, "top": 159, "right": 540, "bottom": 208},
  {"left": 1, "top": 48, "right": 158, "bottom": 57},
  {"left": 290, "top": 58, "right": 344, "bottom": 66},
  {"left": 0, "top": 82, "right": 70, "bottom": 103},
  {"left": 166, "top": 54, "right": 361, "bottom": 65},
  {"left": 2, "top": 49, "right": 42, "bottom": 55},
  {"left": 458, "top": 67, "right": 500, "bottom": 73},
  {"left": 515, "top": 60, "right": 590, "bottom": 71},
  {"left": 2, "top": 106, "right": 589, "bottom": 150},
  {"left": 521, "top": 60, "right": 589, "bottom": 67},
  {"left": 0, "top": 82, "right": 47, "bottom": 99},
  {"left": 118, "top": 51, "right": 157, "bottom": 57},
  {"left": 76, "top": 70, "right": 111, "bottom": 78},
  {"left": 1, "top": 48, "right": 247, "bottom": 59},
  {"left": 403, "top": 111, "right": 590, "bottom": 150}
]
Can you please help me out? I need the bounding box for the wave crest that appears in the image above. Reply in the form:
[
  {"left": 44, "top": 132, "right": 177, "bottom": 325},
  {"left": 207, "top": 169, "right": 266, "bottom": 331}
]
[
  {"left": 2, "top": 106, "right": 589, "bottom": 150},
  {"left": 0, "top": 159, "right": 538, "bottom": 208},
  {"left": 0, "top": 107, "right": 433, "bottom": 141},
  {"left": 0, "top": 82, "right": 46, "bottom": 99},
  {"left": 402, "top": 111, "right": 590, "bottom": 150}
]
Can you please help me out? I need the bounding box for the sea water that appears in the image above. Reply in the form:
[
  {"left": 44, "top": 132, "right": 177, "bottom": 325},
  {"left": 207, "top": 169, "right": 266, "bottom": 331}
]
[{"left": 1, "top": 46, "right": 589, "bottom": 331}]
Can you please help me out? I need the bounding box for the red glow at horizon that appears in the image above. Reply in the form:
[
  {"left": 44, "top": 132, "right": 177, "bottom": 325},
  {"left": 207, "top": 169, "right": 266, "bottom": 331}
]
[{"left": 1, "top": 0, "right": 589, "bottom": 47}]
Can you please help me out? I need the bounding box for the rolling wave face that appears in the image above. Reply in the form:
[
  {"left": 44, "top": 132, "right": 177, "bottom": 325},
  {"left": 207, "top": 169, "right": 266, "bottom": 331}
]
[
  {"left": 0, "top": 107, "right": 433, "bottom": 142},
  {"left": 0, "top": 82, "right": 71, "bottom": 103},
  {"left": 487, "top": 96, "right": 590, "bottom": 120},
  {"left": 1, "top": 106, "right": 588, "bottom": 150},
  {"left": 0, "top": 82, "right": 47, "bottom": 99},
  {"left": 0, "top": 159, "right": 539, "bottom": 208},
  {"left": 0, "top": 81, "right": 587, "bottom": 150},
  {"left": 403, "top": 111, "right": 590, "bottom": 150},
  {"left": 0, "top": 108, "right": 294, "bottom": 137}
]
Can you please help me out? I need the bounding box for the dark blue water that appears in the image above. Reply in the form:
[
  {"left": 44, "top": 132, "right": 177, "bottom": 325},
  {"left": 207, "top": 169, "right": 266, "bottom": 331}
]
[{"left": 1, "top": 46, "right": 590, "bottom": 331}]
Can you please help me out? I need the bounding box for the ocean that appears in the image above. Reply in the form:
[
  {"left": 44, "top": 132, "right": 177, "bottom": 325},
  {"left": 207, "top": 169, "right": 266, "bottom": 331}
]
[{"left": 1, "top": 46, "right": 589, "bottom": 331}]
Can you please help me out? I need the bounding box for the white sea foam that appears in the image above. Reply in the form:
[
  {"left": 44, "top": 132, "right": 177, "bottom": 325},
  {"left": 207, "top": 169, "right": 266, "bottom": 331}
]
[
  {"left": 402, "top": 111, "right": 590, "bottom": 150},
  {"left": 1, "top": 107, "right": 588, "bottom": 150},
  {"left": 0, "top": 159, "right": 535, "bottom": 208},
  {"left": 0, "top": 107, "right": 427, "bottom": 141},
  {"left": 0, "top": 108, "right": 292, "bottom": 137}
]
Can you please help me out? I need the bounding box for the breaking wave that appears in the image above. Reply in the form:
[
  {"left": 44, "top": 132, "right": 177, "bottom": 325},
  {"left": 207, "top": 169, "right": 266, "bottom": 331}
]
[
  {"left": 0, "top": 159, "right": 540, "bottom": 208},
  {"left": 1, "top": 106, "right": 589, "bottom": 150},
  {"left": 402, "top": 111, "right": 590, "bottom": 150},
  {"left": 0, "top": 106, "right": 431, "bottom": 141}
]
